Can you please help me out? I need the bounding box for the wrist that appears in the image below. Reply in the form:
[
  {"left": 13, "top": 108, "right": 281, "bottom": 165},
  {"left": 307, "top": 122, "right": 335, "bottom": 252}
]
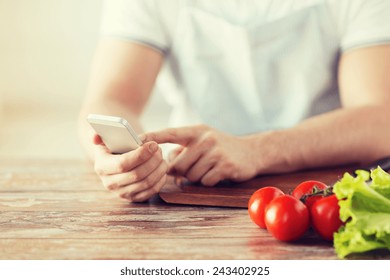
[{"left": 243, "top": 130, "right": 300, "bottom": 175}]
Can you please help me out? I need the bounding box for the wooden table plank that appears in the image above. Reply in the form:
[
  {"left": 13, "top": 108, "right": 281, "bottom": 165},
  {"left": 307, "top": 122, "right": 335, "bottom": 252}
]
[
  {"left": 0, "top": 159, "right": 100, "bottom": 192},
  {"left": 0, "top": 191, "right": 128, "bottom": 211},
  {"left": 0, "top": 209, "right": 259, "bottom": 239},
  {"left": 0, "top": 159, "right": 388, "bottom": 260},
  {"left": 0, "top": 238, "right": 336, "bottom": 260}
]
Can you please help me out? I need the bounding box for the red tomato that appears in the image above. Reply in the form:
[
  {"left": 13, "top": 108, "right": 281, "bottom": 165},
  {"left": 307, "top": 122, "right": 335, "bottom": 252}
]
[
  {"left": 248, "top": 187, "right": 285, "bottom": 228},
  {"left": 292, "top": 180, "right": 328, "bottom": 209},
  {"left": 265, "top": 195, "right": 309, "bottom": 242},
  {"left": 310, "top": 194, "right": 343, "bottom": 241}
]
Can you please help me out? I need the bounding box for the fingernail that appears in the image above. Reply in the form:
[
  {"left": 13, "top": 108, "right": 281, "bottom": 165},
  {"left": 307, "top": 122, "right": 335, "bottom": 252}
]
[
  {"left": 149, "top": 142, "right": 158, "bottom": 153},
  {"left": 139, "top": 134, "right": 146, "bottom": 143}
]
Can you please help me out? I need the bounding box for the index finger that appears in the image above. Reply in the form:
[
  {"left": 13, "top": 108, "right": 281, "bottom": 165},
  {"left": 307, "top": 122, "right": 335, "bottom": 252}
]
[{"left": 140, "top": 126, "right": 203, "bottom": 145}]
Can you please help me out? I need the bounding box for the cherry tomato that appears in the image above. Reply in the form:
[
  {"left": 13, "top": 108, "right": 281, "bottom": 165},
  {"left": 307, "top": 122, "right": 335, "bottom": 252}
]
[
  {"left": 292, "top": 180, "right": 328, "bottom": 209},
  {"left": 265, "top": 195, "right": 309, "bottom": 241},
  {"left": 248, "top": 187, "right": 285, "bottom": 228},
  {"left": 310, "top": 194, "right": 343, "bottom": 241}
]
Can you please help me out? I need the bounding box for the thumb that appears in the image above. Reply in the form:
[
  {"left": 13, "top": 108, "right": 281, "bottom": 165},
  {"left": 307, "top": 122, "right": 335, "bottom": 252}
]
[{"left": 92, "top": 134, "right": 111, "bottom": 155}]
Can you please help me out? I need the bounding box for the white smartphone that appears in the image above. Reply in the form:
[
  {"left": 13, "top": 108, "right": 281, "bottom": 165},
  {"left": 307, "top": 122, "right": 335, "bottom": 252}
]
[{"left": 87, "top": 114, "right": 143, "bottom": 154}]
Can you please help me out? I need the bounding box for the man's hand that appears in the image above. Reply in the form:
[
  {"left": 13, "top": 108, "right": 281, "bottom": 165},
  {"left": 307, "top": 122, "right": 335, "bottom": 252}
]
[
  {"left": 93, "top": 135, "right": 168, "bottom": 202},
  {"left": 142, "top": 125, "right": 260, "bottom": 186}
]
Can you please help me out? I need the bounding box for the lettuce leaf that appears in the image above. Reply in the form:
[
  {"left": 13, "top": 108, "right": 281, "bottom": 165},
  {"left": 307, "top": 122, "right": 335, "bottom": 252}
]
[
  {"left": 333, "top": 167, "right": 390, "bottom": 258},
  {"left": 370, "top": 167, "right": 390, "bottom": 199}
]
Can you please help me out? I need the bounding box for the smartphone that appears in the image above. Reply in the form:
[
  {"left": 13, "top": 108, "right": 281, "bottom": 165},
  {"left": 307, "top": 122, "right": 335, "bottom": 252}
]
[{"left": 87, "top": 114, "right": 143, "bottom": 154}]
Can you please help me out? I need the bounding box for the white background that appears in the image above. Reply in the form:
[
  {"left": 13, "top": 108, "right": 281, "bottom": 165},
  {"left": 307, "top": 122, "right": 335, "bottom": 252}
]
[
  {"left": 0, "top": 0, "right": 171, "bottom": 159},
  {"left": 0, "top": 260, "right": 387, "bottom": 280}
]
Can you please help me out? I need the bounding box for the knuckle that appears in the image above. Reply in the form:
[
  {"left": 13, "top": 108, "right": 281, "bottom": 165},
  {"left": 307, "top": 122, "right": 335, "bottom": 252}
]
[
  {"left": 145, "top": 175, "right": 156, "bottom": 188},
  {"left": 187, "top": 173, "right": 199, "bottom": 182},
  {"left": 115, "top": 157, "right": 128, "bottom": 173},
  {"left": 130, "top": 169, "right": 143, "bottom": 183},
  {"left": 105, "top": 181, "right": 119, "bottom": 191},
  {"left": 134, "top": 193, "right": 151, "bottom": 203},
  {"left": 196, "top": 124, "right": 208, "bottom": 132},
  {"left": 174, "top": 166, "right": 186, "bottom": 176},
  {"left": 229, "top": 171, "right": 240, "bottom": 181},
  {"left": 154, "top": 176, "right": 166, "bottom": 192},
  {"left": 137, "top": 148, "right": 152, "bottom": 162},
  {"left": 223, "top": 160, "right": 236, "bottom": 173},
  {"left": 166, "top": 128, "right": 178, "bottom": 139},
  {"left": 212, "top": 167, "right": 223, "bottom": 177},
  {"left": 208, "top": 152, "right": 222, "bottom": 164},
  {"left": 201, "top": 139, "right": 214, "bottom": 150},
  {"left": 168, "top": 149, "right": 181, "bottom": 162},
  {"left": 94, "top": 162, "right": 105, "bottom": 176},
  {"left": 202, "top": 133, "right": 218, "bottom": 147},
  {"left": 146, "top": 132, "right": 156, "bottom": 142},
  {"left": 130, "top": 196, "right": 141, "bottom": 203},
  {"left": 186, "top": 168, "right": 200, "bottom": 182},
  {"left": 201, "top": 172, "right": 221, "bottom": 187},
  {"left": 140, "top": 176, "right": 154, "bottom": 189},
  {"left": 213, "top": 147, "right": 223, "bottom": 158},
  {"left": 119, "top": 188, "right": 139, "bottom": 202},
  {"left": 119, "top": 192, "right": 133, "bottom": 201},
  {"left": 218, "top": 167, "right": 229, "bottom": 179},
  {"left": 152, "top": 185, "right": 161, "bottom": 194},
  {"left": 201, "top": 177, "right": 213, "bottom": 187}
]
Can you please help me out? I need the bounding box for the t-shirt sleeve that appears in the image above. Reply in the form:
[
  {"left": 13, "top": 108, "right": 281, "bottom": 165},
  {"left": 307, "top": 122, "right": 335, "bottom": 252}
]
[
  {"left": 100, "top": 0, "right": 169, "bottom": 53},
  {"left": 339, "top": 0, "right": 390, "bottom": 51}
]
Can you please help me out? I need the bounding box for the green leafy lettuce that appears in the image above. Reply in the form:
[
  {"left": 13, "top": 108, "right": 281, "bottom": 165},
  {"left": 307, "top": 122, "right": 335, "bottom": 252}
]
[{"left": 333, "top": 167, "right": 390, "bottom": 258}]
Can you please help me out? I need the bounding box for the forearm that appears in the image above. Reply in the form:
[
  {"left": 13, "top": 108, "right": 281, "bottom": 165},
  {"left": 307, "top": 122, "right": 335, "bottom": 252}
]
[
  {"left": 250, "top": 105, "right": 390, "bottom": 174},
  {"left": 78, "top": 40, "right": 163, "bottom": 161}
]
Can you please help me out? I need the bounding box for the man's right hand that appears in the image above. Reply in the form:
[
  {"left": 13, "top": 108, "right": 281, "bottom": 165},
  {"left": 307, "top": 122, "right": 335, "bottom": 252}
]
[{"left": 92, "top": 135, "right": 168, "bottom": 202}]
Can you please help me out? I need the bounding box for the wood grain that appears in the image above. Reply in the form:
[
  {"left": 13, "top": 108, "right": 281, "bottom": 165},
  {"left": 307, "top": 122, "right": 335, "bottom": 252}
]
[
  {"left": 0, "top": 159, "right": 387, "bottom": 260},
  {"left": 0, "top": 237, "right": 337, "bottom": 260}
]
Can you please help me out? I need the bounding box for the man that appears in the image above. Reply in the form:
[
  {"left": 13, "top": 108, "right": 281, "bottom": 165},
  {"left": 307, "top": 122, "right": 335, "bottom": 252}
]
[{"left": 78, "top": 0, "right": 390, "bottom": 202}]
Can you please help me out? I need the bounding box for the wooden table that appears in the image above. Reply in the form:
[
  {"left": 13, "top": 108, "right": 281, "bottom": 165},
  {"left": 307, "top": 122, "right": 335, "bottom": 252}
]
[{"left": 0, "top": 159, "right": 385, "bottom": 260}]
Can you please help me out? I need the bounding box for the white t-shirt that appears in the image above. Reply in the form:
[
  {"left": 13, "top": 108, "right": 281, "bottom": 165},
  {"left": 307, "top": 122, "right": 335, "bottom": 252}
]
[{"left": 101, "top": 0, "right": 390, "bottom": 135}]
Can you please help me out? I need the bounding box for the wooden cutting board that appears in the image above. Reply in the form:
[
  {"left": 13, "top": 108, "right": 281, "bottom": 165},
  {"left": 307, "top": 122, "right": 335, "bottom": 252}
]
[{"left": 159, "top": 166, "right": 356, "bottom": 208}]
